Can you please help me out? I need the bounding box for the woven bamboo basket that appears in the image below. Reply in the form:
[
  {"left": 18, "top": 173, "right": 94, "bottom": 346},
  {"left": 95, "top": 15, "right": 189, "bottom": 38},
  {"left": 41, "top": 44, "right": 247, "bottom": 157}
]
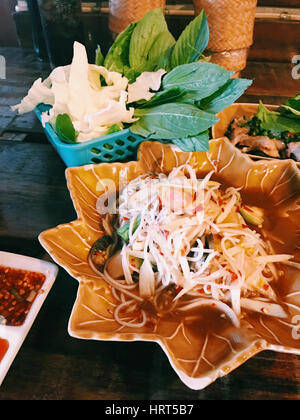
[
  {"left": 109, "top": 0, "right": 166, "bottom": 34},
  {"left": 210, "top": 48, "right": 249, "bottom": 72},
  {"left": 193, "top": 0, "right": 257, "bottom": 52}
]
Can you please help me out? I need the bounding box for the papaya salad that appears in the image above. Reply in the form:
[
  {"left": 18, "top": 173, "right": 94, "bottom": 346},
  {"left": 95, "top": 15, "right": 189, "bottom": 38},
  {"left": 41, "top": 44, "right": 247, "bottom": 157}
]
[{"left": 89, "top": 165, "right": 293, "bottom": 329}]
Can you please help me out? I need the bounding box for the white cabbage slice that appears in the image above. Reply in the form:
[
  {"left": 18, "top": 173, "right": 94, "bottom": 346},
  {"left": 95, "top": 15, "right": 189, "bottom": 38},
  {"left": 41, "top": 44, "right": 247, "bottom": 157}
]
[
  {"left": 127, "top": 69, "right": 166, "bottom": 104},
  {"left": 139, "top": 258, "right": 156, "bottom": 298},
  {"left": 11, "top": 77, "right": 54, "bottom": 114},
  {"left": 89, "top": 64, "right": 129, "bottom": 102},
  {"left": 40, "top": 66, "right": 71, "bottom": 127},
  {"left": 12, "top": 42, "right": 139, "bottom": 143}
]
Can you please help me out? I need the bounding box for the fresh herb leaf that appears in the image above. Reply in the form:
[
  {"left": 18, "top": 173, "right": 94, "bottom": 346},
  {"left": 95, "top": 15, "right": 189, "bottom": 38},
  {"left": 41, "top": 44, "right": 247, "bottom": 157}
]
[
  {"left": 129, "top": 9, "right": 168, "bottom": 74},
  {"left": 281, "top": 105, "right": 300, "bottom": 118},
  {"left": 104, "top": 22, "right": 137, "bottom": 76},
  {"left": 200, "top": 79, "right": 253, "bottom": 114},
  {"left": 172, "top": 130, "right": 210, "bottom": 152},
  {"left": 256, "top": 101, "right": 300, "bottom": 133},
  {"left": 284, "top": 94, "right": 300, "bottom": 112},
  {"left": 131, "top": 103, "right": 219, "bottom": 140},
  {"left": 156, "top": 44, "right": 175, "bottom": 73},
  {"left": 146, "top": 30, "right": 176, "bottom": 72},
  {"left": 163, "top": 62, "right": 234, "bottom": 101},
  {"left": 281, "top": 94, "right": 300, "bottom": 118},
  {"left": 95, "top": 45, "right": 104, "bottom": 66},
  {"left": 56, "top": 114, "right": 77, "bottom": 143},
  {"left": 106, "top": 124, "right": 122, "bottom": 135},
  {"left": 136, "top": 88, "right": 186, "bottom": 109},
  {"left": 238, "top": 112, "right": 300, "bottom": 144},
  {"left": 171, "top": 10, "right": 209, "bottom": 68}
]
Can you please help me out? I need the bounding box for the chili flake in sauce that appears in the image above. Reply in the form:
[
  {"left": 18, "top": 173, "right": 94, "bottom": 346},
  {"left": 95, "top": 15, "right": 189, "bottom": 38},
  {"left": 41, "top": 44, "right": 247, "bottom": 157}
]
[{"left": 0, "top": 266, "right": 46, "bottom": 326}]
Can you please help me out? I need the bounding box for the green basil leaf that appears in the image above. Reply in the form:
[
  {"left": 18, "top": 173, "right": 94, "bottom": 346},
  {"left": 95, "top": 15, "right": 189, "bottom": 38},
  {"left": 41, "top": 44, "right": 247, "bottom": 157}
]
[
  {"left": 146, "top": 30, "right": 176, "bottom": 72},
  {"left": 131, "top": 103, "right": 219, "bottom": 139},
  {"left": 163, "top": 62, "right": 234, "bottom": 100},
  {"left": 56, "top": 114, "right": 76, "bottom": 144},
  {"left": 106, "top": 124, "right": 122, "bottom": 135},
  {"left": 158, "top": 44, "right": 175, "bottom": 73},
  {"left": 200, "top": 79, "right": 253, "bottom": 114},
  {"left": 172, "top": 131, "right": 210, "bottom": 152},
  {"left": 284, "top": 94, "right": 300, "bottom": 111},
  {"left": 95, "top": 45, "right": 104, "bottom": 66},
  {"left": 171, "top": 10, "right": 209, "bottom": 68},
  {"left": 104, "top": 22, "right": 137, "bottom": 74},
  {"left": 281, "top": 94, "right": 300, "bottom": 119},
  {"left": 129, "top": 9, "right": 168, "bottom": 73},
  {"left": 136, "top": 88, "right": 186, "bottom": 109},
  {"left": 256, "top": 102, "right": 300, "bottom": 133},
  {"left": 124, "top": 68, "right": 141, "bottom": 83},
  {"left": 281, "top": 105, "right": 300, "bottom": 118}
]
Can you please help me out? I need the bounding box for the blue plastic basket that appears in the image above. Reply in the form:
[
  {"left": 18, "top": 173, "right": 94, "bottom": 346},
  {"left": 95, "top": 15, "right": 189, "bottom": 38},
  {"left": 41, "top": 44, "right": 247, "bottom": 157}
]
[{"left": 35, "top": 104, "right": 146, "bottom": 167}]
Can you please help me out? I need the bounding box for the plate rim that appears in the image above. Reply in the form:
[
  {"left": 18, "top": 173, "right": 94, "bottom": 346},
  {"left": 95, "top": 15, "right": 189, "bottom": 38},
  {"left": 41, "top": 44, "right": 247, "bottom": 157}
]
[{"left": 0, "top": 251, "right": 58, "bottom": 386}]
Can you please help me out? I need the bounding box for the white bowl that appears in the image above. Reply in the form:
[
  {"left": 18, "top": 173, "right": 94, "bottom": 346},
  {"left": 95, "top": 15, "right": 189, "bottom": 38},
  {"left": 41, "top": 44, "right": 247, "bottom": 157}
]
[{"left": 0, "top": 251, "right": 58, "bottom": 386}]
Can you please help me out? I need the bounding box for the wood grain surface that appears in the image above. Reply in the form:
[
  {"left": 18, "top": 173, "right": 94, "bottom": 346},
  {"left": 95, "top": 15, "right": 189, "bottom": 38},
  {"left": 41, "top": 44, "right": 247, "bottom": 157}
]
[{"left": 0, "top": 47, "right": 299, "bottom": 401}]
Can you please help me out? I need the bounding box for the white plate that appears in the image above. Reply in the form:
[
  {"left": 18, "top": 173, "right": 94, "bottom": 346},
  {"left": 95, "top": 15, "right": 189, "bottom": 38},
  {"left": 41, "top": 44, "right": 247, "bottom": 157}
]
[{"left": 0, "top": 251, "right": 58, "bottom": 386}]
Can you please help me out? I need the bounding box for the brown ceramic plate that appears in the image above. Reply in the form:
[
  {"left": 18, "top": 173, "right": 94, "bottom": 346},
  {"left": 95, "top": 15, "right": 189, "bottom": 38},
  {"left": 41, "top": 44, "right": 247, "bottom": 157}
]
[
  {"left": 39, "top": 139, "right": 300, "bottom": 390},
  {"left": 212, "top": 103, "right": 300, "bottom": 168}
]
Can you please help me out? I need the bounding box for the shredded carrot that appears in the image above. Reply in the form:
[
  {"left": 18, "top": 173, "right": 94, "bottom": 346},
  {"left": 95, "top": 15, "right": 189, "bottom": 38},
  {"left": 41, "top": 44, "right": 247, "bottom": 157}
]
[
  {"left": 158, "top": 196, "right": 162, "bottom": 211},
  {"left": 242, "top": 205, "right": 254, "bottom": 213},
  {"left": 176, "top": 286, "right": 183, "bottom": 294}
]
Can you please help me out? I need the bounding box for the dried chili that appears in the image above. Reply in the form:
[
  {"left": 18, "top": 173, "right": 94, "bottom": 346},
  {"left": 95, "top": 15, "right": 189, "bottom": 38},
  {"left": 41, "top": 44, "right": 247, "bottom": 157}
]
[{"left": 0, "top": 266, "right": 46, "bottom": 326}]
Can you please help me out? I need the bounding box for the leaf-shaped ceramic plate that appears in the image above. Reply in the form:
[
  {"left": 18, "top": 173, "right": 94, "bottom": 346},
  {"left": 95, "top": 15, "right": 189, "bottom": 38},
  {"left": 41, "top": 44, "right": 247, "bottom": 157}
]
[
  {"left": 212, "top": 103, "right": 300, "bottom": 168},
  {"left": 39, "top": 139, "right": 300, "bottom": 390}
]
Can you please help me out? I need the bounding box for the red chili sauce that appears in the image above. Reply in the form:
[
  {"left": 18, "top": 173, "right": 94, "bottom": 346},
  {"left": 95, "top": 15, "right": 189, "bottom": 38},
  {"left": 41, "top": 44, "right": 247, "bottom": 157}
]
[
  {"left": 0, "top": 338, "right": 9, "bottom": 362},
  {"left": 0, "top": 266, "right": 46, "bottom": 326}
]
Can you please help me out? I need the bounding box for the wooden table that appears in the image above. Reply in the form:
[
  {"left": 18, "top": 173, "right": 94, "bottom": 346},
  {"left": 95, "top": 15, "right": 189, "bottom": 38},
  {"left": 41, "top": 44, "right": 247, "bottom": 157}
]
[{"left": 0, "top": 47, "right": 299, "bottom": 401}]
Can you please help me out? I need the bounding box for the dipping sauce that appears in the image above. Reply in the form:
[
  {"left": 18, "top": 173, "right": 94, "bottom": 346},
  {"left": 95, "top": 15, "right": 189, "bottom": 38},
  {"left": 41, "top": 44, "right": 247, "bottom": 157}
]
[
  {"left": 0, "top": 266, "right": 46, "bottom": 326},
  {"left": 0, "top": 338, "right": 9, "bottom": 362}
]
